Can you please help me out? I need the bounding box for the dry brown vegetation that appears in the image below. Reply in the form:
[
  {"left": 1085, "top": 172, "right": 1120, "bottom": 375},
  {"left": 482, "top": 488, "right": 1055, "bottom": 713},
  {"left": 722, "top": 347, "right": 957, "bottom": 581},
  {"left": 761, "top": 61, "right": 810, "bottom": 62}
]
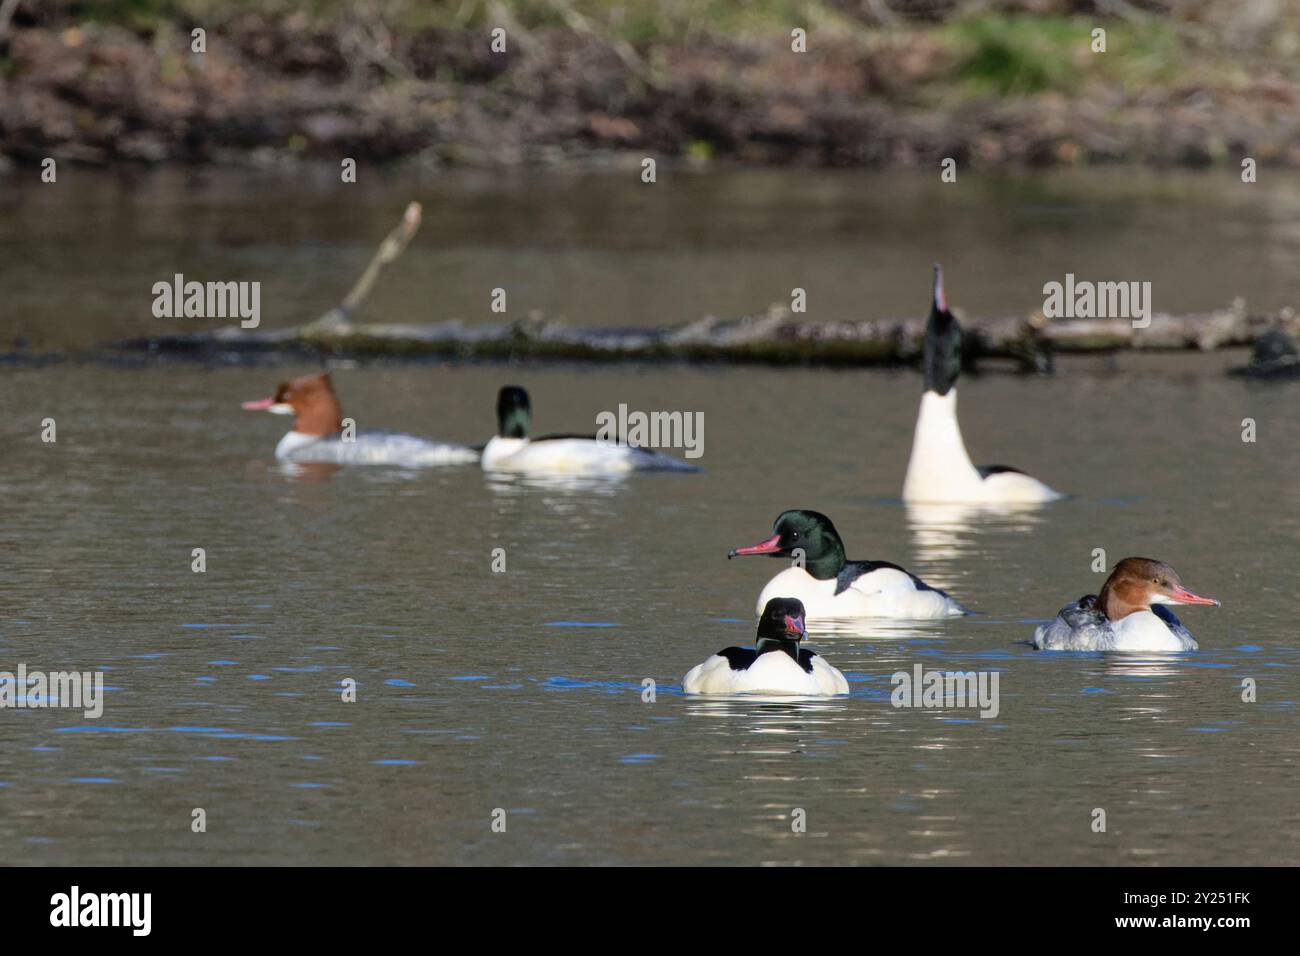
[{"left": 1, "top": 1, "right": 1298, "bottom": 168}]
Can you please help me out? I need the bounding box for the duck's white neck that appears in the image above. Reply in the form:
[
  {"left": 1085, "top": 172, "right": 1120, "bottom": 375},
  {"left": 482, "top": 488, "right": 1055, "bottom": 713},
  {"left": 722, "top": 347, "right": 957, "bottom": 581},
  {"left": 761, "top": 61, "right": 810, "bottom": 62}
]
[
  {"left": 902, "top": 389, "right": 983, "bottom": 500},
  {"left": 276, "top": 430, "right": 324, "bottom": 459}
]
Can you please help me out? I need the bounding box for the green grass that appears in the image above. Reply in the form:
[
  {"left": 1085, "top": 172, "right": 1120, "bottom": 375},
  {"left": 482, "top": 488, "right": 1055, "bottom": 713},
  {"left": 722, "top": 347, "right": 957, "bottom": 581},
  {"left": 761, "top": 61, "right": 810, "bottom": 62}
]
[
  {"left": 57, "top": 0, "right": 857, "bottom": 45},
  {"left": 942, "top": 13, "right": 1185, "bottom": 96},
  {"left": 44, "top": 1, "right": 1207, "bottom": 96}
]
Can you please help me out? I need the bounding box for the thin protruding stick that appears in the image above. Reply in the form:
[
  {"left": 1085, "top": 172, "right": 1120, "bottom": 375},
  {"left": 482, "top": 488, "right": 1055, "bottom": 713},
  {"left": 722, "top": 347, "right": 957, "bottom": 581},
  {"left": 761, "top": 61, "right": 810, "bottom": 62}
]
[
  {"left": 305, "top": 201, "right": 423, "bottom": 332},
  {"left": 339, "top": 201, "right": 423, "bottom": 317},
  {"left": 0, "top": 0, "right": 22, "bottom": 41}
]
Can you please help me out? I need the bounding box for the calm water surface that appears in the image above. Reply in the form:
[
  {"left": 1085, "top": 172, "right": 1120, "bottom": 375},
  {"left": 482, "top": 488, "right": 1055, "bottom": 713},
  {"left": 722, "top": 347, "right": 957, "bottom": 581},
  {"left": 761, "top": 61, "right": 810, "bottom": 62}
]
[
  {"left": 1, "top": 167, "right": 1298, "bottom": 865},
  {"left": 5, "top": 165, "right": 1300, "bottom": 350},
  {"left": 0, "top": 358, "right": 1296, "bottom": 865}
]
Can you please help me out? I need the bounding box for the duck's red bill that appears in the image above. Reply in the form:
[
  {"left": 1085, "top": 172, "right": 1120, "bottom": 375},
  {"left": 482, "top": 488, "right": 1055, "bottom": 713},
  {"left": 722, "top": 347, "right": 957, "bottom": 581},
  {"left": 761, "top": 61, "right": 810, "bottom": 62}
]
[
  {"left": 241, "top": 397, "right": 276, "bottom": 411},
  {"left": 1169, "top": 585, "right": 1220, "bottom": 607},
  {"left": 729, "top": 533, "right": 782, "bottom": 557}
]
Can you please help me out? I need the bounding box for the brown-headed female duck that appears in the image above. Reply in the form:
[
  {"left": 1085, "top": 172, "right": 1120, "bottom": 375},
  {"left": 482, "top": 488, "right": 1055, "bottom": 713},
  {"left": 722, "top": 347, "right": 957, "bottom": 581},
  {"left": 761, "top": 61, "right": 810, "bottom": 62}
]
[
  {"left": 242, "top": 372, "right": 478, "bottom": 466},
  {"left": 1033, "top": 557, "right": 1219, "bottom": 652}
]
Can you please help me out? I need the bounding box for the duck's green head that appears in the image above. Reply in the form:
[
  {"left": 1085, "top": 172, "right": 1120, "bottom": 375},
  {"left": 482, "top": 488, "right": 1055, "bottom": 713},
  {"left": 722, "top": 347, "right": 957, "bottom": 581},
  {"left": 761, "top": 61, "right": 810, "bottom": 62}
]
[
  {"left": 923, "top": 263, "right": 963, "bottom": 396},
  {"left": 496, "top": 385, "right": 531, "bottom": 438},
  {"left": 728, "top": 509, "right": 846, "bottom": 580}
]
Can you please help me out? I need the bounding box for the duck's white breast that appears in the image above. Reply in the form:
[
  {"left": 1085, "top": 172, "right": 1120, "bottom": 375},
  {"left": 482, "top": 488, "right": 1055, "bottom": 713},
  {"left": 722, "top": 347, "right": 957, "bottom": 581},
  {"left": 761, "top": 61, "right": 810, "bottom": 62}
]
[
  {"left": 754, "top": 567, "right": 964, "bottom": 621},
  {"left": 1033, "top": 608, "right": 1197, "bottom": 652},
  {"left": 481, "top": 436, "right": 637, "bottom": 475},
  {"left": 1110, "top": 611, "right": 1198, "bottom": 652},
  {"left": 903, "top": 390, "right": 984, "bottom": 502},
  {"left": 682, "top": 651, "right": 847, "bottom": 696},
  {"left": 903, "top": 390, "right": 1059, "bottom": 503}
]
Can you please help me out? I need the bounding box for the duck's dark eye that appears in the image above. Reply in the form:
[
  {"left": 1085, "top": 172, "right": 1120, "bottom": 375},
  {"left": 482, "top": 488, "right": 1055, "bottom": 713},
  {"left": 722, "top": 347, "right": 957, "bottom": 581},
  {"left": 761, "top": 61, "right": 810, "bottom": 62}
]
[{"left": 790, "top": 531, "right": 799, "bottom": 540}]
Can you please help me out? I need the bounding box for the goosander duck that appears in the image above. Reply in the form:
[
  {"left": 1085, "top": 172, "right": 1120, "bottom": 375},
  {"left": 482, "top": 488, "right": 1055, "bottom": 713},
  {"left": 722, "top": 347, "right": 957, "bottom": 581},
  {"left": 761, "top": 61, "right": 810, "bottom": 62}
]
[
  {"left": 729, "top": 510, "right": 966, "bottom": 621},
  {"left": 480, "top": 386, "right": 699, "bottom": 475},
  {"left": 241, "top": 372, "right": 479, "bottom": 466},
  {"left": 1033, "top": 557, "right": 1219, "bottom": 652},
  {"left": 683, "top": 598, "right": 849, "bottom": 696},
  {"left": 902, "top": 265, "right": 1062, "bottom": 504}
]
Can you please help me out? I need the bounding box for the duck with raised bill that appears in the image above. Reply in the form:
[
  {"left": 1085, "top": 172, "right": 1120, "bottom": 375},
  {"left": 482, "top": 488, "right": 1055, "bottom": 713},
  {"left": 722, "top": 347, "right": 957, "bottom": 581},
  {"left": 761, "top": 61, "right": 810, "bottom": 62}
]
[
  {"left": 480, "top": 386, "right": 700, "bottom": 475},
  {"left": 729, "top": 510, "right": 967, "bottom": 622},
  {"left": 683, "top": 598, "right": 849, "bottom": 696},
  {"left": 1033, "top": 557, "right": 1219, "bottom": 652},
  {"left": 902, "top": 264, "right": 1062, "bottom": 504},
  {"left": 241, "top": 372, "right": 479, "bottom": 466}
]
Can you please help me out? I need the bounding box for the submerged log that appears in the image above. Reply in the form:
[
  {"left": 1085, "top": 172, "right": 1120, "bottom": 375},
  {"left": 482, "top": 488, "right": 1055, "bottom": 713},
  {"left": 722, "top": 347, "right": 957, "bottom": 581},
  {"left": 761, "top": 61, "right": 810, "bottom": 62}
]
[
  {"left": 103, "top": 203, "right": 1300, "bottom": 369},
  {"left": 107, "top": 300, "right": 1300, "bottom": 369}
]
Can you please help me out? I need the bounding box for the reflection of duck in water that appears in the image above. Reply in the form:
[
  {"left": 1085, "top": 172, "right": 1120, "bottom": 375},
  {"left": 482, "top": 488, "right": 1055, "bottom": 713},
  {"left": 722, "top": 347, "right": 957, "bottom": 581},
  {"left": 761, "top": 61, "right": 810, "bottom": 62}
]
[
  {"left": 902, "top": 265, "right": 1062, "bottom": 504},
  {"left": 683, "top": 599, "right": 849, "bottom": 696},
  {"left": 1033, "top": 558, "right": 1219, "bottom": 652},
  {"left": 276, "top": 461, "right": 343, "bottom": 483},
  {"left": 904, "top": 501, "right": 1048, "bottom": 578},
  {"left": 729, "top": 510, "right": 966, "bottom": 622}
]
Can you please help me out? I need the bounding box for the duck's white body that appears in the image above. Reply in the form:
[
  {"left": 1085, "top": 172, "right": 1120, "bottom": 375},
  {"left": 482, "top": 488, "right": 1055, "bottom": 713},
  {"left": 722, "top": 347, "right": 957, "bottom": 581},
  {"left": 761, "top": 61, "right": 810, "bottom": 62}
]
[
  {"left": 480, "top": 436, "right": 697, "bottom": 475},
  {"left": 276, "top": 430, "right": 479, "bottom": 466},
  {"left": 683, "top": 648, "right": 849, "bottom": 696},
  {"left": 754, "top": 566, "right": 966, "bottom": 621},
  {"left": 1033, "top": 603, "right": 1198, "bottom": 652},
  {"left": 903, "top": 390, "right": 1061, "bottom": 504}
]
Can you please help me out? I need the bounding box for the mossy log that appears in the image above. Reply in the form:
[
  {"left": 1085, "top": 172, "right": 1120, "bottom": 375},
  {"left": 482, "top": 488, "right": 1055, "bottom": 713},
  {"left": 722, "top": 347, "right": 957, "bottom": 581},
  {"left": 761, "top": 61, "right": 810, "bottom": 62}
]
[
  {"left": 104, "top": 203, "right": 1300, "bottom": 369},
  {"left": 108, "top": 300, "right": 1300, "bottom": 369}
]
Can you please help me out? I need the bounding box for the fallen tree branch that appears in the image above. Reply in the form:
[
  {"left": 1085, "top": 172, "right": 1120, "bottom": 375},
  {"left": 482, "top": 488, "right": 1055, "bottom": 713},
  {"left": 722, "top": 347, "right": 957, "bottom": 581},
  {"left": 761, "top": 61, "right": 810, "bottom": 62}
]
[
  {"left": 301, "top": 201, "right": 423, "bottom": 333},
  {"left": 109, "top": 295, "right": 1300, "bottom": 370},
  {"left": 99, "top": 199, "right": 1300, "bottom": 371}
]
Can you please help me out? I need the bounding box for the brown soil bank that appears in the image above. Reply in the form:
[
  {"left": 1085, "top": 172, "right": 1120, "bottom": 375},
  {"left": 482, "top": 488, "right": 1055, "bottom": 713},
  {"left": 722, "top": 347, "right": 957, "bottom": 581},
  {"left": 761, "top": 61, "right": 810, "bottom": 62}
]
[{"left": 2, "top": 1, "right": 1299, "bottom": 170}]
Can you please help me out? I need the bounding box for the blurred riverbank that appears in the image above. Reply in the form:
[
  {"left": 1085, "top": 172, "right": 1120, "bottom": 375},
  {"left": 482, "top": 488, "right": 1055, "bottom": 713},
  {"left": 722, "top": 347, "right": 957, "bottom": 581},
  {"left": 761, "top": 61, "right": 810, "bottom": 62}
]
[{"left": 2, "top": 1, "right": 1299, "bottom": 171}]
